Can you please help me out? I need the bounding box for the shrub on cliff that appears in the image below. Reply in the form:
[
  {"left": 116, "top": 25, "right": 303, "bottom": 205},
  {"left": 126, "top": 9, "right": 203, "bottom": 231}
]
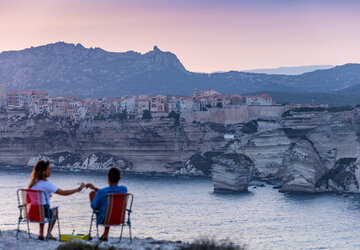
[
  {"left": 281, "top": 107, "right": 327, "bottom": 117},
  {"left": 241, "top": 120, "right": 258, "bottom": 134},
  {"left": 327, "top": 105, "right": 354, "bottom": 112},
  {"left": 142, "top": 110, "right": 152, "bottom": 119},
  {"left": 281, "top": 105, "right": 354, "bottom": 117},
  {"left": 168, "top": 111, "right": 180, "bottom": 124}
]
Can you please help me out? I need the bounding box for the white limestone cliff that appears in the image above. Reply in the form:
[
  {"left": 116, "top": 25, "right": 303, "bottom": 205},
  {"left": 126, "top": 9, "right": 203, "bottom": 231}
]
[{"left": 212, "top": 153, "right": 254, "bottom": 191}]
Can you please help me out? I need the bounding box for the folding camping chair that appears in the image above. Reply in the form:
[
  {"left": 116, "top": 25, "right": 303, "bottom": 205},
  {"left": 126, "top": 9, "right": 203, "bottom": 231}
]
[
  {"left": 89, "top": 193, "right": 133, "bottom": 243},
  {"left": 16, "top": 189, "right": 60, "bottom": 240}
]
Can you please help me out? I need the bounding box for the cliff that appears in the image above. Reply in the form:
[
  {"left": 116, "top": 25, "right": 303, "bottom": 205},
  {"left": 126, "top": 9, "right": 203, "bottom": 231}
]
[
  {"left": 2, "top": 107, "right": 360, "bottom": 193},
  {"left": 227, "top": 107, "right": 360, "bottom": 193},
  {"left": 0, "top": 111, "right": 228, "bottom": 172}
]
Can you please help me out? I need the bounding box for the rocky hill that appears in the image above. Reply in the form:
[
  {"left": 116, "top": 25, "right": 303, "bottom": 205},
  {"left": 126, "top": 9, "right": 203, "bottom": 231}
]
[{"left": 1, "top": 42, "right": 360, "bottom": 102}]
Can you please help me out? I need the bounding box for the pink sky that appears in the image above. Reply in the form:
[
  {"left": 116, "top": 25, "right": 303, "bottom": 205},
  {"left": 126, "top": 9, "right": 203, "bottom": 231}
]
[{"left": 0, "top": 0, "right": 359, "bottom": 72}]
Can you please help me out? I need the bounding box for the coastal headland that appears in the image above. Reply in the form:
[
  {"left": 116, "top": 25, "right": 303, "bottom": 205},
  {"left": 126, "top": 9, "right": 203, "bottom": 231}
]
[{"left": 1, "top": 106, "right": 360, "bottom": 193}]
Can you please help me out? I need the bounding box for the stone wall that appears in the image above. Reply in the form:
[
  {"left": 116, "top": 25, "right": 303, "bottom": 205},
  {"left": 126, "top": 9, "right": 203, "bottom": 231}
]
[
  {"left": 248, "top": 105, "right": 285, "bottom": 120},
  {"left": 182, "top": 105, "right": 286, "bottom": 124},
  {"left": 182, "top": 106, "right": 249, "bottom": 124}
]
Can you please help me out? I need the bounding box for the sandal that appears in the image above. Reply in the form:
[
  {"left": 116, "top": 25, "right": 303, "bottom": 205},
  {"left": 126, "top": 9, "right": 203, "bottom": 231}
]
[
  {"left": 99, "top": 236, "right": 108, "bottom": 242},
  {"left": 46, "top": 235, "right": 57, "bottom": 241}
]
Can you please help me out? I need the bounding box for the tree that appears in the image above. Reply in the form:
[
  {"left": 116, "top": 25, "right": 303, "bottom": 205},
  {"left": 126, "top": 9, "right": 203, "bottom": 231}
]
[
  {"left": 142, "top": 110, "right": 152, "bottom": 119},
  {"left": 167, "top": 111, "right": 180, "bottom": 125},
  {"left": 118, "top": 109, "right": 127, "bottom": 120},
  {"left": 167, "top": 111, "right": 179, "bottom": 119}
]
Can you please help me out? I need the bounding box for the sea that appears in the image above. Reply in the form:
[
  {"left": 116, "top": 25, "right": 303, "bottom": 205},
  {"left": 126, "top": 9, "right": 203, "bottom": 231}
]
[{"left": 1, "top": 165, "right": 360, "bottom": 249}]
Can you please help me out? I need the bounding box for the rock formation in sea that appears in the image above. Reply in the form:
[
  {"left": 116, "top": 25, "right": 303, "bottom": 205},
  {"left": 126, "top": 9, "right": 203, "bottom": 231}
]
[
  {"left": 230, "top": 129, "right": 291, "bottom": 180},
  {"left": 279, "top": 139, "right": 326, "bottom": 193},
  {"left": 27, "top": 152, "right": 128, "bottom": 171},
  {"left": 211, "top": 153, "right": 255, "bottom": 192},
  {"left": 316, "top": 158, "right": 360, "bottom": 193}
]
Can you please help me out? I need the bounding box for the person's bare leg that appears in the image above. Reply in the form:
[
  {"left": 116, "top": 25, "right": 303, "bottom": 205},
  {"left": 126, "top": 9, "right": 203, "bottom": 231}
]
[
  {"left": 102, "top": 226, "right": 110, "bottom": 239},
  {"left": 39, "top": 223, "right": 45, "bottom": 238},
  {"left": 46, "top": 220, "right": 56, "bottom": 238},
  {"left": 89, "top": 191, "right": 96, "bottom": 203},
  {"left": 46, "top": 209, "right": 58, "bottom": 238}
]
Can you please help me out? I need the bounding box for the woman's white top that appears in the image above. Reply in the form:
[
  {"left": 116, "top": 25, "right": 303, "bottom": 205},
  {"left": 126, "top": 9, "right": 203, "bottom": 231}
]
[{"left": 31, "top": 180, "right": 58, "bottom": 205}]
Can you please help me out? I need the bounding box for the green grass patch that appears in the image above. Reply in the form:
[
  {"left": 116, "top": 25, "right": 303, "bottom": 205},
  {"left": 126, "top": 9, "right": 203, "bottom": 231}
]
[
  {"left": 181, "top": 238, "right": 245, "bottom": 250},
  {"left": 57, "top": 241, "right": 115, "bottom": 250}
]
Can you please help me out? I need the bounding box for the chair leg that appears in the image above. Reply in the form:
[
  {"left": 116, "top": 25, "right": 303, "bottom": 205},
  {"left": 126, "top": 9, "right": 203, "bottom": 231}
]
[
  {"left": 129, "top": 224, "right": 132, "bottom": 244},
  {"left": 119, "top": 224, "right": 124, "bottom": 243},
  {"left": 26, "top": 220, "right": 31, "bottom": 239},
  {"left": 16, "top": 218, "right": 21, "bottom": 240},
  {"left": 96, "top": 223, "right": 99, "bottom": 238},
  {"left": 57, "top": 217, "right": 61, "bottom": 239},
  {"left": 89, "top": 214, "right": 94, "bottom": 239}
]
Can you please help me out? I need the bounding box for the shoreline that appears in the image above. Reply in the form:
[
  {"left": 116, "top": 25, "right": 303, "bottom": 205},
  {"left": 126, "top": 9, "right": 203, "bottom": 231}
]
[
  {"left": 0, "top": 164, "right": 212, "bottom": 179},
  {"left": 0, "top": 230, "right": 188, "bottom": 250}
]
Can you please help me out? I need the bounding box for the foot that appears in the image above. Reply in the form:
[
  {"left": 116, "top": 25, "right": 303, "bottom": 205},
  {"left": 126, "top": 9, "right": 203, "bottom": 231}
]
[
  {"left": 99, "top": 236, "right": 108, "bottom": 241},
  {"left": 38, "top": 235, "right": 44, "bottom": 241},
  {"left": 46, "top": 234, "right": 57, "bottom": 241}
]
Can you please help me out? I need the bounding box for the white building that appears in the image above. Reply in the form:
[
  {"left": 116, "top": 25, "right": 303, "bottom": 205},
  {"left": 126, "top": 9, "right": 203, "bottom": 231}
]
[
  {"left": 245, "top": 94, "right": 274, "bottom": 105},
  {"left": 119, "top": 97, "right": 136, "bottom": 114}
]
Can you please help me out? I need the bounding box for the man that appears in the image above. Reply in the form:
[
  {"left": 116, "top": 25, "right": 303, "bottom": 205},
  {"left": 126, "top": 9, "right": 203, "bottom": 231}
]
[{"left": 86, "top": 167, "right": 127, "bottom": 241}]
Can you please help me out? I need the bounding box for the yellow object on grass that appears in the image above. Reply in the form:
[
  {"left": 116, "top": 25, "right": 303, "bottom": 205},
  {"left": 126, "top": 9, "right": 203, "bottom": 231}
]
[{"left": 60, "top": 233, "right": 90, "bottom": 242}]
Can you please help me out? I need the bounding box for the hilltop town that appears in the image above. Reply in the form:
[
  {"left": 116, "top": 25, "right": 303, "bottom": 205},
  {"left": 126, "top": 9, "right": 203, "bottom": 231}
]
[{"left": 0, "top": 86, "right": 310, "bottom": 124}]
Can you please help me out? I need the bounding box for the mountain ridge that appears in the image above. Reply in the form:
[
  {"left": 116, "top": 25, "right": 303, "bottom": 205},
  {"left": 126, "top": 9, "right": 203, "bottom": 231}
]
[
  {"left": 243, "top": 65, "right": 334, "bottom": 75},
  {"left": 0, "top": 42, "right": 360, "bottom": 103}
]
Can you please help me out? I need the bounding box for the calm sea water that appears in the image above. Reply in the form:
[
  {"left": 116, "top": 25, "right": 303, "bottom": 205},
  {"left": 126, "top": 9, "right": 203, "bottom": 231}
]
[{"left": 1, "top": 166, "right": 360, "bottom": 249}]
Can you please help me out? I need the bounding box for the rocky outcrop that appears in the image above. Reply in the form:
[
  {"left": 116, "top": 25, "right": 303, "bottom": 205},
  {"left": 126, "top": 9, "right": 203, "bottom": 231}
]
[
  {"left": 212, "top": 153, "right": 254, "bottom": 191},
  {"left": 280, "top": 139, "right": 326, "bottom": 193},
  {"left": 230, "top": 128, "right": 291, "bottom": 180},
  {"left": 322, "top": 148, "right": 337, "bottom": 171},
  {"left": 317, "top": 158, "right": 360, "bottom": 193},
  {"left": 27, "top": 152, "right": 128, "bottom": 171},
  {"left": 175, "top": 151, "right": 223, "bottom": 176}
]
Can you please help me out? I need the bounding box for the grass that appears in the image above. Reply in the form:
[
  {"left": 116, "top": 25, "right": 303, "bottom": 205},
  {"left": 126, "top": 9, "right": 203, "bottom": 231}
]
[
  {"left": 57, "top": 241, "right": 115, "bottom": 250},
  {"left": 56, "top": 238, "right": 245, "bottom": 250},
  {"left": 281, "top": 105, "right": 355, "bottom": 117},
  {"left": 181, "top": 238, "right": 245, "bottom": 250}
]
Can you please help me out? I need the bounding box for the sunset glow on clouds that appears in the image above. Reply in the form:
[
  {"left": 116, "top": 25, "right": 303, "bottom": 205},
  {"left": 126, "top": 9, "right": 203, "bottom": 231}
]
[{"left": 0, "top": 0, "right": 359, "bottom": 72}]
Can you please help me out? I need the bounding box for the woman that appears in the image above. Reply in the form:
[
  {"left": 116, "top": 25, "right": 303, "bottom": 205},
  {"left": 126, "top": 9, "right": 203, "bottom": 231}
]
[{"left": 28, "top": 160, "right": 85, "bottom": 240}]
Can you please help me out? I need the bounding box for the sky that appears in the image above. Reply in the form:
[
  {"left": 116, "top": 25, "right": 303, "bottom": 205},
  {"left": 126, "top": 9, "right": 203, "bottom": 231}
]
[{"left": 0, "top": 0, "right": 360, "bottom": 73}]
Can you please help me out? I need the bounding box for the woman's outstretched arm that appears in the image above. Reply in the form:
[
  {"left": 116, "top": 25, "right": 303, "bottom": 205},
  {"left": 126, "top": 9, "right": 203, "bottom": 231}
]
[{"left": 55, "top": 182, "right": 85, "bottom": 196}]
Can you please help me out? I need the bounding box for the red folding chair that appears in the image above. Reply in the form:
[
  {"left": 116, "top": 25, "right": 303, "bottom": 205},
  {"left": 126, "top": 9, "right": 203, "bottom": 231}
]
[
  {"left": 89, "top": 193, "right": 133, "bottom": 243},
  {"left": 16, "top": 189, "right": 60, "bottom": 240}
]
